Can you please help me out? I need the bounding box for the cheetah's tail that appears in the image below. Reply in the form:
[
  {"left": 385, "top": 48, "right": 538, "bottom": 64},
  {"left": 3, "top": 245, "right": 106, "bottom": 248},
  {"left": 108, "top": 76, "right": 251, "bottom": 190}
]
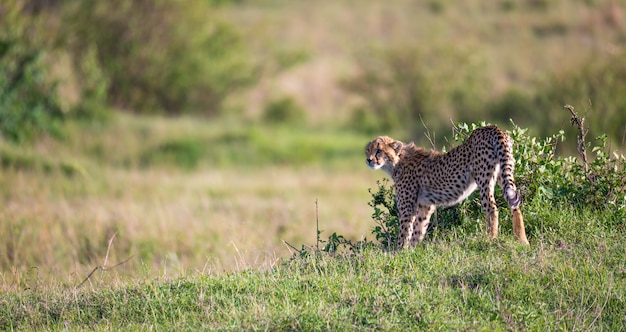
[
  {"left": 504, "top": 185, "right": 522, "bottom": 209},
  {"left": 496, "top": 129, "right": 522, "bottom": 209}
]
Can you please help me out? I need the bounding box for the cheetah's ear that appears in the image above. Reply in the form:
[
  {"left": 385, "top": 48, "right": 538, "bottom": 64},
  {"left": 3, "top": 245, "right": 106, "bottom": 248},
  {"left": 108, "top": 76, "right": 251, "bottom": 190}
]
[{"left": 390, "top": 140, "right": 403, "bottom": 153}]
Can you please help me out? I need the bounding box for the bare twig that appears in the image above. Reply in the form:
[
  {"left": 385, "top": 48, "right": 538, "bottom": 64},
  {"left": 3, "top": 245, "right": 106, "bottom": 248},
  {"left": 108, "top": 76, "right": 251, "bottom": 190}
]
[
  {"left": 564, "top": 105, "right": 589, "bottom": 172},
  {"left": 282, "top": 240, "right": 302, "bottom": 253},
  {"left": 103, "top": 233, "right": 116, "bottom": 267},
  {"left": 282, "top": 240, "right": 319, "bottom": 256},
  {"left": 449, "top": 118, "right": 459, "bottom": 136},
  {"left": 75, "top": 233, "right": 133, "bottom": 289},
  {"left": 419, "top": 114, "right": 436, "bottom": 150},
  {"left": 282, "top": 199, "right": 322, "bottom": 256},
  {"left": 75, "top": 256, "right": 133, "bottom": 290},
  {"left": 315, "top": 199, "right": 320, "bottom": 251},
  {"left": 564, "top": 105, "right": 593, "bottom": 183}
]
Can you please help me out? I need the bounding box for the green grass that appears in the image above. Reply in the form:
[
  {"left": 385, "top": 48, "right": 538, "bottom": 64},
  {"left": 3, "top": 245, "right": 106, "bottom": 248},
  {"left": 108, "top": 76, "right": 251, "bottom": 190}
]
[
  {"left": 1, "top": 113, "right": 624, "bottom": 329},
  {"left": 2, "top": 206, "right": 624, "bottom": 330},
  {"left": 53, "top": 114, "right": 371, "bottom": 170}
]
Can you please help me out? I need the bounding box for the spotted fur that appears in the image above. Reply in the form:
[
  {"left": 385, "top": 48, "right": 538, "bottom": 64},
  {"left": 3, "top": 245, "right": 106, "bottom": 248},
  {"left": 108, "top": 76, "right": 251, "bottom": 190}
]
[{"left": 365, "top": 125, "right": 529, "bottom": 248}]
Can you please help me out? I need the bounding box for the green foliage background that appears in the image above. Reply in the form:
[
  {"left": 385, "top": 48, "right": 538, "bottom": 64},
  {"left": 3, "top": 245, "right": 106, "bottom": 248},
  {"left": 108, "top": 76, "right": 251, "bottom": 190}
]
[
  {"left": 61, "top": 0, "right": 259, "bottom": 115},
  {"left": 0, "top": 1, "right": 63, "bottom": 142},
  {"left": 1, "top": 0, "right": 626, "bottom": 146}
]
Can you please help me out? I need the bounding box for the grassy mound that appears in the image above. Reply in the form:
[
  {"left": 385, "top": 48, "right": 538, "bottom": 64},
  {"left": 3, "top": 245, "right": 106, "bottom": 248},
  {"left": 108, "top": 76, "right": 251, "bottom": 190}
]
[{"left": 3, "top": 204, "right": 624, "bottom": 330}]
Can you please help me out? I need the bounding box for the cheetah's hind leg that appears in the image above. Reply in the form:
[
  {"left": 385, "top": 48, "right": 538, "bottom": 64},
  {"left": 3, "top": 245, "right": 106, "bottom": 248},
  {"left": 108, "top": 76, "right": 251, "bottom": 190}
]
[{"left": 511, "top": 208, "right": 529, "bottom": 245}]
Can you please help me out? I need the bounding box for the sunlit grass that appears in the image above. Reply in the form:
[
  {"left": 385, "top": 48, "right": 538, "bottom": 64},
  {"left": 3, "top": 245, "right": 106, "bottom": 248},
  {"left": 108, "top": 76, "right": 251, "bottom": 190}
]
[
  {"left": 3, "top": 204, "right": 624, "bottom": 330},
  {"left": 0, "top": 114, "right": 383, "bottom": 290},
  {"left": 1, "top": 115, "right": 624, "bottom": 330}
]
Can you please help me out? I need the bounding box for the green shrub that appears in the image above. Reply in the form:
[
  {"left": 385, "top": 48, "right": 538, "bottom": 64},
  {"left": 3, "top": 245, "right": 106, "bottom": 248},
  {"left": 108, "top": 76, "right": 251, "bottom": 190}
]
[
  {"left": 368, "top": 178, "right": 399, "bottom": 250},
  {"left": 62, "top": 0, "right": 259, "bottom": 115},
  {"left": 262, "top": 96, "right": 307, "bottom": 125},
  {"left": 0, "top": 0, "right": 63, "bottom": 143},
  {"left": 533, "top": 54, "right": 626, "bottom": 146},
  {"left": 140, "top": 138, "right": 205, "bottom": 170},
  {"left": 342, "top": 45, "right": 489, "bottom": 135},
  {"left": 454, "top": 121, "right": 625, "bottom": 214},
  {"left": 71, "top": 45, "right": 110, "bottom": 120},
  {"left": 341, "top": 46, "right": 432, "bottom": 132}
]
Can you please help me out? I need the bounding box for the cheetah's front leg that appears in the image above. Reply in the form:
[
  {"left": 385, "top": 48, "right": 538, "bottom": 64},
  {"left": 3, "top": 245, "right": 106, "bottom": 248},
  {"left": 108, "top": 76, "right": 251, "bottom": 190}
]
[
  {"left": 396, "top": 201, "right": 435, "bottom": 249},
  {"left": 409, "top": 204, "right": 435, "bottom": 246},
  {"left": 397, "top": 213, "right": 416, "bottom": 250},
  {"left": 396, "top": 194, "right": 417, "bottom": 250}
]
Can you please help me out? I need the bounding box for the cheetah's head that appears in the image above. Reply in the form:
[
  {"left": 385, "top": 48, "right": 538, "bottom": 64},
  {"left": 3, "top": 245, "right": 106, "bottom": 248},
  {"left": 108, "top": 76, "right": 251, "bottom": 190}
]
[{"left": 365, "top": 136, "right": 403, "bottom": 174}]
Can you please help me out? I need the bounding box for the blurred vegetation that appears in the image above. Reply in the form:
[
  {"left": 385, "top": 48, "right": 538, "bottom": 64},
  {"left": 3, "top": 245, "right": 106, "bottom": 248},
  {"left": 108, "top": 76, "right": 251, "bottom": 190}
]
[
  {"left": 343, "top": 44, "right": 626, "bottom": 148},
  {"left": 135, "top": 123, "right": 366, "bottom": 170},
  {"left": 262, "top": 96, "right": 307, "bottom": 125},
  {"left": 342, "top": 45, "right": 490, "bottom": 136},
  {"left": 532, "top": 54, "right": 626, "bottom": 145},
  {"left": 0, "top": 0, "right": 261, "bottom": 142},
  {"left": 0, "top": 0, "right": 63, "bottom": 143},
  {"left": 61, "top": 0, "right": 259, "bottom": 115},
  {"left": 484, "top": 53, "right": 626, "bottom": 149},
  {"left": 342, "top": 47, "right": 433, "bottom": 133},
  {"left": 0, "top": 0, "right": 625, "bottom": 151}
]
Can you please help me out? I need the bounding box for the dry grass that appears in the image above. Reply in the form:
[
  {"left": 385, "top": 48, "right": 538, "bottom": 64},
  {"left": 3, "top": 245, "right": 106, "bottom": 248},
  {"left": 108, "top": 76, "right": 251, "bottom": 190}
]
[{"left": 0, "top": 116, "right": 385, "bottom": 289}]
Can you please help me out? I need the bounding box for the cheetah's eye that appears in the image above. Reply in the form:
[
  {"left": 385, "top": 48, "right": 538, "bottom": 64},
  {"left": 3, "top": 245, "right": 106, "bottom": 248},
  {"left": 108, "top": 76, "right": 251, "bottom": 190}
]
[{"left": 375, "top": 150, "right": 382, "bottom": 157}]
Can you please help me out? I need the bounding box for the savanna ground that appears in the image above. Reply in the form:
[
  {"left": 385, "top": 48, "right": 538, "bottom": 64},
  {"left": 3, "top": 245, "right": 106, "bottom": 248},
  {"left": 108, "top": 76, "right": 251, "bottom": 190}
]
[
  {"left": 1, "top": 115, "right": 377, "bottom": 287},
  {"left": 1, "top": 0, "right": 626, "bottom": 330}
]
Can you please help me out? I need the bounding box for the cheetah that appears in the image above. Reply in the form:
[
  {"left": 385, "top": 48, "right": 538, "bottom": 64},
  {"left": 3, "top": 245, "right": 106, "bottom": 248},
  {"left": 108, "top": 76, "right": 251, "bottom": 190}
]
[{"left": 365, "top": 125, "right": 529, "bottom": 249}]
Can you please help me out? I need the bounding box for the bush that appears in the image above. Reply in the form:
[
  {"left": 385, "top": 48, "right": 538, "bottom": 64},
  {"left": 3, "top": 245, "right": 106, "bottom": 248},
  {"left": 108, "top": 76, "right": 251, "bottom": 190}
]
[
  {"left": 309, "top": 120, "right": 625, "bottom": 254},
  {"left": 454, "top": 120, "right": 625, "bottom": 214},
  {"left": 533, "top": 54, "right": 626, "bottom": 146},
  {"left": 70, "top": 45, "right": 110, "bottom": 120},
  {"left": 0, "top": 0, "right": 63, "bottom": 143},
  {"left": 341, "top": 46, "right": 433, "bottom": 132},
  {"left": 368, "top": 178, "right": 399, "bottom": 250},
  {"left": 62, "top": 0, "right": 259, "bottom": 115},
  {"left": 262, "top": 96, "right": 307, "bottom": 125},
  {"left": 342, "top": 45, "right": 490, "bottom": 136},
  {"left": 486, "top": 89, "right": 536, "bottom": 127},
  {"left": 348, "top": 107, "right": 381, "bottom": 135}
]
